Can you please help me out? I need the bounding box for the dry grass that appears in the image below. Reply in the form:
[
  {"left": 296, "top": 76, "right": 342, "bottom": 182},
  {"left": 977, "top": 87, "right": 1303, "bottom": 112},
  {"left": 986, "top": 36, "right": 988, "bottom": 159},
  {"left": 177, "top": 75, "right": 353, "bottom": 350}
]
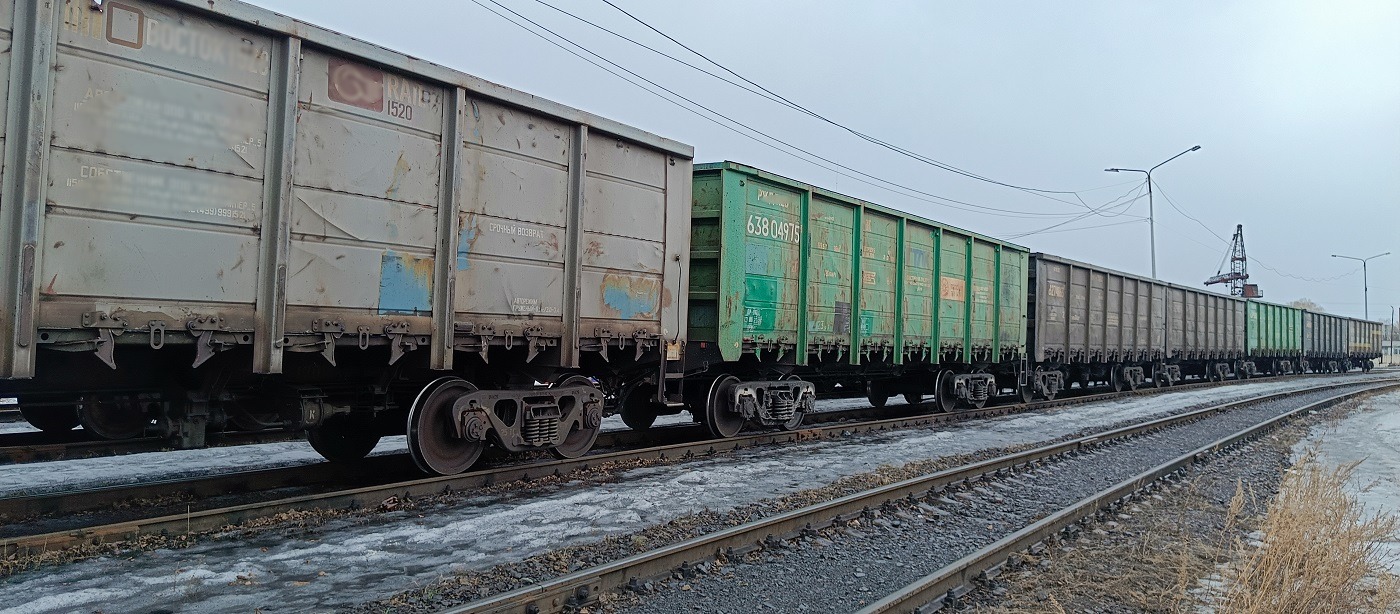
[{"left": 1210, "top": 453, "right": 1400, "bottom": 614}]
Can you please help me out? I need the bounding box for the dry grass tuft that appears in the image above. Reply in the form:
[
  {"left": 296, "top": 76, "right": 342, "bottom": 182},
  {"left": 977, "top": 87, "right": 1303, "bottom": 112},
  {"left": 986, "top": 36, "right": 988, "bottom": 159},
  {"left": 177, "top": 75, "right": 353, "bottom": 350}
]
[{"left": 1212, "top": 453, "right": 1400, "bottom": 614}]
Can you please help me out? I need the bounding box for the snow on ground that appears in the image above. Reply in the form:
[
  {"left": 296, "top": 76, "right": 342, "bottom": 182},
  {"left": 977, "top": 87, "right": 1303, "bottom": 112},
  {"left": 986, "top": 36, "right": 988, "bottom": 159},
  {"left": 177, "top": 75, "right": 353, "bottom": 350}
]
[
  {"left": 0, "top": 436, "right": 409, "bottom": 497},
  {"left": 0, "top": 375, "right": 1391, "bottom": 613},
  {"left": 1295, "top": 389, "right": 1400, "bottom": 574},
  {"left": 0, "top": 422, "right": 37, "bottom": 435},
  {"left": 0, "top": 393, "right": 893, "bottom": 497}
]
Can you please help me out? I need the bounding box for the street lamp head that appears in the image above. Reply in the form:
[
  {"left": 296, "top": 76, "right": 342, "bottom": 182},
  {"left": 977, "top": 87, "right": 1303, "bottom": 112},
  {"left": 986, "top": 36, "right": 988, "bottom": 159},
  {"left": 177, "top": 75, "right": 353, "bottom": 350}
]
[
  {"left": 1189, "top": 145, "right": 1202, "bottom": 151},
  {"left": 1105, "top": 168, "right": 1120, "bottom": 172}
]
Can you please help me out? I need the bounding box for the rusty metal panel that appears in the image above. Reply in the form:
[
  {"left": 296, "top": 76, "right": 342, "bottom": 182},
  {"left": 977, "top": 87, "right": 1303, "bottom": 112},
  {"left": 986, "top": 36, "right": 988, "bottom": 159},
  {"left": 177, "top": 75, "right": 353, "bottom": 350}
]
[
  {"left": 1068, "top": 266, "right": 1089, "bottom": 354},
  {"left": 1030, "top": 257, "right": 1068, "bottom": 361},
  {"left": 1087, "top": 270, "right": 1105, "bottom": 352},
  {"left": 0, "top": 0, "right": 55, "bottom": 378},
  {"left": 44, "top": 215, "right": 260, "bottom": 301},
  {"left": 1105, "top": 274, "right": 1122, "bottom": 352},
  {"left": 937, "top": 234, "right": 968, "bottom": 353},
  {"left": 579, "top": 132, "right": 668, "bottom": 329},
  {"left": 807, "top": 195, "right": 855, "bottom": 348},
  {"left": 660, "top": 154, "right": 691, "bottom": 343},
  {"left": 969, "top": 240, "right": 996, "bottom": 350},
  {"left": 289, "top": 50, "right": 444, "bottom": 317},
  {"left": 53, "top": 1, "right": 273, "bottom": 177},
  {"left": 38, "top": 0, "right": 273, "bottom": 319},
  {"left": 901, "top": 222, "right": 936, "bottom": 350},
  {"left": 457, "top": 97, "right": 570, "bottom": 323},
  {"left": 860, "top": 212, "right": 898, "bottom": 345}
]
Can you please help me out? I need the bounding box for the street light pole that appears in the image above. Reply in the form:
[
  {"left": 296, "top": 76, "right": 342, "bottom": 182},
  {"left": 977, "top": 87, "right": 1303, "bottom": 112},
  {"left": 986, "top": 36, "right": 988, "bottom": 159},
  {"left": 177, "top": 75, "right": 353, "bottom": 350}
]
[
  {"left": 1330, "top": 252, "right": 1389, "bottom": 320},
  {"left": 1106, "top": 145, "right": 1202, "bottom": 279}
]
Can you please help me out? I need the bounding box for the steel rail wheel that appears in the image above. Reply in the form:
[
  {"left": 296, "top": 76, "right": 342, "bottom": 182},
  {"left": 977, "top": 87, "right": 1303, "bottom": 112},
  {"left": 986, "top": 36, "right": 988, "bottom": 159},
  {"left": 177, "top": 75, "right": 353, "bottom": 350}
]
[
  {"left": 903, "top": 392, "right": 924, "bottom": 406},
  {"left": 866, "top": 380, "right": 888, "bottom": 409},
  {"left": 618, "top": 383, "right": 659, "bottom": 431},
  {"left": 550, "top": 375, "right": 602, "bottom": 459},
  {"left": 1110, "top": 365, "right": 1125, "bottom": 392},
  {"left": 705, "top": 374, "right": 745, "bottom": 438},
  {"left": 407, "top": 377, "right": 485, "bottom": 476},
  {"left": 307, "top": 415, "right": 381, "bottom": 462},
  {"left": 77, "top": 395, "right": 147, "bottom": 440},
  {"left": 934, "top": 371, "right": 958, "bottom": 413}
]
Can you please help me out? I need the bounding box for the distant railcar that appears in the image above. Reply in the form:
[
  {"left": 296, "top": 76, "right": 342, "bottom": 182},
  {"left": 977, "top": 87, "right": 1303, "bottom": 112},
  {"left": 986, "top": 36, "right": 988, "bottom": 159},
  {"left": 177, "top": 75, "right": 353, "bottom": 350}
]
[
  {"left": 1244, "top": 301, "right": 1304, "bottom": 376},
  {"left": 642, "top": 162, "right": 1032, "bottom": 438},
  {"left": 1028, "top": 253, "right": 1246, "bottom": 392}
]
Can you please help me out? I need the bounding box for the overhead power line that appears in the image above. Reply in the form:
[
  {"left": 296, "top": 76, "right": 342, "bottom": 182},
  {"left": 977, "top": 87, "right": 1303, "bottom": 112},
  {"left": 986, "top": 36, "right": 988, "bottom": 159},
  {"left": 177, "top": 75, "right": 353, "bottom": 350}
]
[
  {"left": 1006, "top": 182, "right": 1150, "bottom": 239},
  {"left": 1152, "top": 182, "right": 1364, "bottom": 284},
  {"left": 474, "top": 0, "right": 1144, "bottom": 222},
  {"left": 591, "top": 0, "right": 1097, "bottom": 206}
]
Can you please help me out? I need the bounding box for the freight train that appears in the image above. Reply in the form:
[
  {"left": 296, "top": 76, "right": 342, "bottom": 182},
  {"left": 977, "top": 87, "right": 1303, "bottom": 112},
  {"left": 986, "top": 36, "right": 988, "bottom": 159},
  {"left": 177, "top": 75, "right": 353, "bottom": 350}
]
[{"left": 0, "top": 0, "right": 1383, "bottom": 475}]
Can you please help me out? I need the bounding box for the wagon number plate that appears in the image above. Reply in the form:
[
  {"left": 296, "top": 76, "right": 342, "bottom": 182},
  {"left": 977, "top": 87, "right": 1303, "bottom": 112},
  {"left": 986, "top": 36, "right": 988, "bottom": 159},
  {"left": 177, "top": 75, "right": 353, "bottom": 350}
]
[{"left": 746, "top": 214, "right": 801, "bottom": 244}]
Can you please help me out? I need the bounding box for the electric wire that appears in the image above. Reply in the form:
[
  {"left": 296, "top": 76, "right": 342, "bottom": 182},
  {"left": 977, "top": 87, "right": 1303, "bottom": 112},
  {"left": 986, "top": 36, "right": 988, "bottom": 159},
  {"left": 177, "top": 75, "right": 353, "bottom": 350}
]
[
  {"left": 592, "top": 0, "right": 1100, "bottom": 206},
  {"left": 1152, "top": 182, "right": 1363, "bottom": 284},
  {"left": 475, "top": 0, "right": 1139, "bottom": 221},
  {"left": 1005, "top": 182, "right": 1149, "bottom": 239}
]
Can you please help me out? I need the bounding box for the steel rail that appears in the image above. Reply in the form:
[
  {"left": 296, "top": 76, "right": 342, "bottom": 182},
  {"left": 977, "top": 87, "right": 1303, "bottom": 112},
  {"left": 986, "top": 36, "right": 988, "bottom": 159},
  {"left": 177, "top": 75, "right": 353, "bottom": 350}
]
[
  {"left": 2, "top": 371, "right": 1366, "bottom": 525},
  {"left": 0, "top": 370, "right": 1362, "bottom": 466},
  {"left": 855, "top": 386, "right": 1394, "bottom": 613},
  {"left": 440, "top": 380, "right": 1398, "bottom": 614},
  {"left": 0, "top": 385, "right": 1123, "bottom": 556},
  {"left": 0, "top": 428, "right": 305, "bottom": 465}
]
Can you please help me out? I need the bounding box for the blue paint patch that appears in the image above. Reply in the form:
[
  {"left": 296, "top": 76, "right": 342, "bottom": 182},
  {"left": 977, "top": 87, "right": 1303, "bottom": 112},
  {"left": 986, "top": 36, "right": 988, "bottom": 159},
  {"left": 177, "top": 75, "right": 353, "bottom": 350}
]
[
  {"left": 456, "top": 218, "right": 479, "bottom": 270},
  {"left": 378, "top": 250, "right": 434, "bottom": 315},
  {"left": 602, "top": 276, "right": 659, "bottom": 320}
]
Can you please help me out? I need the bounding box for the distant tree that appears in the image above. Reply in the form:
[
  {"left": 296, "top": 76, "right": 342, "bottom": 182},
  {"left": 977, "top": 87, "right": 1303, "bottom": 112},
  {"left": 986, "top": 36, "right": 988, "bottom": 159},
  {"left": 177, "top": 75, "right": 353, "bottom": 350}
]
[{"left": 1287, "top": 298, "right": 1325, "bottom": 312}]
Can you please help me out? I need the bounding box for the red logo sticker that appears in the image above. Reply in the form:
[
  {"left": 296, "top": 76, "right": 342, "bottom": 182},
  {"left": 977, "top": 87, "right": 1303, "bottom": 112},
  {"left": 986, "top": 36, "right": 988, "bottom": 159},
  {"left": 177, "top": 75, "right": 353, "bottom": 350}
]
[{"left": 328, "top": 58, "right": 384, "bottom": 112}]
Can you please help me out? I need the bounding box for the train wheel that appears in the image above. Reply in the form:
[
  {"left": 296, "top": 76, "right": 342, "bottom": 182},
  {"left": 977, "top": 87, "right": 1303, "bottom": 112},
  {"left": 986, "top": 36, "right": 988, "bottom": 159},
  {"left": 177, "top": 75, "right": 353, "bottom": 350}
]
[
  {"left": 969, "top": 397, "right": 987, "bottom": 410},
  {"left": 618, "top": 383, "right": 659, "bottom": 431},
  {"left": 307, "top": 416, "right": 381, "bottom": 463},
  {"left": 866, "top": 381, "right": 889, "bottom": 409},
  {"left": 19, "top": 405, "right": 79, "bottom": 433},
  {"left": 705, "top": 375, "right": 745, "bottom": 438},
  {"left": 407, "top": 377, "right": 485, "bottom": 475},
  {"left": 1152, "top": 365, "right": 1166, "bottom": 388},
  {"left": 78, "top": 395, "right": 148, "bottom": 440},
  {"left": 1017, "top": 381, "right": 1034, "bottom": 404},
  {"left": 780, "top": 375, "right": 809, "bottom": 431},
  {"left": 903, "top": 392, "right": 924, "bottom": 406},
  {"left": 934, "top": 371, "right": 958, "bottom": 413},
  {"left": 550, "top": 376, "right": 602, "bottom": 460},
  {"left": 1110, "top": 366, "right": 1125, "bottom": 392}
]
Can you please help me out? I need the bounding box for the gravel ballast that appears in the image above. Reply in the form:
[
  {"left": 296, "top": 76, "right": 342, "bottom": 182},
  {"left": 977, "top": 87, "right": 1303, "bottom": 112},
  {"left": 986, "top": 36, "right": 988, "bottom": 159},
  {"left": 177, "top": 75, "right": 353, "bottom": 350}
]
[{"left": 618, "top": 385, "right": 1387, "bottom": 614}]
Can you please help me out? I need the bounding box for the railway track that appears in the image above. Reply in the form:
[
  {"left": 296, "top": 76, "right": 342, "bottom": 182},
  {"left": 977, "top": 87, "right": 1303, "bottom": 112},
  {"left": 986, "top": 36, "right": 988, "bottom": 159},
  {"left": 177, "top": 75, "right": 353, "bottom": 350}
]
[
  {"left": 0, "top": 371, "right": 1358, "bottom": 523},
  {"left": 0, "top": 369, "right": 1372, "bottom": 467},
  {"left": 0, "top": 373, "right": 1387, "bottom": 562},
  {"left": 0, "top": 428, "right": 306, "bottom": 465},
  {"left": 442, "top": 380, "right": 1398, "bottom": 614}
]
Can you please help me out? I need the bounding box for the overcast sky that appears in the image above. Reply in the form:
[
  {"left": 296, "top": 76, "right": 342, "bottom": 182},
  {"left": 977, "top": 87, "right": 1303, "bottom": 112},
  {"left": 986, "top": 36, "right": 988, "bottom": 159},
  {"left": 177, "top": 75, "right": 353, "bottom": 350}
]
[{"left": 250, "top": 0, "right": 1399, "bottom": 320}]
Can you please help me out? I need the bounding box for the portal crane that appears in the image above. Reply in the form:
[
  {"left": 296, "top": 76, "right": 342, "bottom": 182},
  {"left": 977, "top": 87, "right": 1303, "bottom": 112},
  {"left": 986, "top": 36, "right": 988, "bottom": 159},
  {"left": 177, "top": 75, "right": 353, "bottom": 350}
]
[{"left": 1204, "top": 224, "right": 1260, "bottom": 297}]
